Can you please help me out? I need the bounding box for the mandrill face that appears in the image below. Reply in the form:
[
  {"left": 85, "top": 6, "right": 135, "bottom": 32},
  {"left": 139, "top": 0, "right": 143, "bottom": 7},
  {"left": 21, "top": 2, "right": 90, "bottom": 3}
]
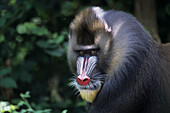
[
  {"left": 68, "top": 45, "right": 107, "bottom": 103},
  {"left": 68, "top": 7, "right": 112, "bottom": 103}
]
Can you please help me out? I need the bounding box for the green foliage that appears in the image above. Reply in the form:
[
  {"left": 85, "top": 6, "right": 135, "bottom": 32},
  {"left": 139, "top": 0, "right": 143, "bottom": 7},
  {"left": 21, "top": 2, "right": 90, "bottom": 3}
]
[
  {"left": 18, "top": 91, "right": 51, "bottom": 113},
  {"left": 0, "top": 68, "right": 11, "bottom": 77},
  {"left": 0, "top": 77, "right": 17, "bottom": 88},
  {"left": 0, "top": 18, "right": 6, "bottom": 27},
  {"left": 61, "top": 1, "right": 79, "bottom": 16},
  {"left": 17, "top": 22, "right": 49, "bottom": 36},
  {"left": 0, "top": 68, "right": 17, "bottom": 88},
  {"left": 0, "top": 0, "right": 86, "bottom": 112},
  {"left": 0, "top": 91, "right": 52, "bottom": 113},
  {"left": 0, "top": 34, "right": 5, "bottom": 43}
]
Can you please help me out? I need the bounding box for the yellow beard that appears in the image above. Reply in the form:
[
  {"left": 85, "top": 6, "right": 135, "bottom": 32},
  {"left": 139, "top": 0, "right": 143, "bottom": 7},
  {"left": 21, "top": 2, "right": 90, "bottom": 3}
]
[{"left": 79, "top": 86, "right": 101, "bottom": 103}]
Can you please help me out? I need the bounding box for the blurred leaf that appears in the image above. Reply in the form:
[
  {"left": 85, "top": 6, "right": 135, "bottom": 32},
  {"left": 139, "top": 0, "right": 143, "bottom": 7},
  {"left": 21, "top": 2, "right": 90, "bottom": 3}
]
[
  {"left": 32, "top": 26, "right": 49, "bottom": 36},
  {"left": 12, "top": 48, "right": 28, "bottom": 65},
  {"left": 34, "top": 2, "right": 47, "bottom": 18},
  {"left": 17, "top": 22, "right": 50, "bottom": 36},
  {"left": 17, "top": 101, "right": 25, "bottom": 107},
  {"left": 20, "top": 91, "right": 30, "bottom": 98},
  {"left": 37, "top": 40, "right": 51, "bottom": 49},
  {"left": 105, "top": 0, "right": 114, "bottom": 7},
  {"left": 63, "top": 42, "right": 68, "bottom": 51},
  {"left": 47, "top": 36, "right": 65, "bottom": 45},
  {"left": 61, "top": 2, "right": 73, "bottom": 16},
  {"left": 56, "top": 35, "right": 65, "bottom": 44},
  {"left": 0, "top": 77, "right": 17, "bottom": 88},
  {"left": 24, "top": 0, "right": 33, "bottom": 11},
  {"left": 25, "top": 41, "right": 34, "bottom": 51},
  {"left": 62, "top": 109, "right": 68, "bottom": 113},
  {"left": 21, "top": 108, "right": 34, "bottom": 112},
  {"left": 16, "top": 35, "right": 23, "bottom": 42},
  {"left": 11, "top": 98, "right": 21, "bottom": 104},
  {"left": 32, "top": 17, "right": 42, "bottom": 25},
  {"left": 17, "top": 24, "right": 27, "bottom": 34},
  {"left": 45, "top": 48, "right": 64, "bottom": 57},
  {"left": 13, "top": 70, "right": 33, "bottom": 83},
  {"left": 0, "top": 34, "right": 5, "bottom": 43},
  {"left": 52, "top": 32, "right": 58, "bottom": 39},
  {"left": 21, "top": 60, "right": 37, "bottom": 71},
  {"left": 9, "top": 0, "right": 16, "bottom": 5},
  {"left": 61, "top": 1, "right": 79, "bottom": 16},
  {"left": 19, "top": 72, "right": 32, "bottom": 83},
  {"left": 14, "top": 48, "right": 28, "bottom": 64},
  {"left": 34, "top": 109, "right": 51, "bottom": 113},
  {"left": 76, "top": 101, "right": 86, "bottom": 107},
  {"left": 8, "top": 41, "right": 16, "bottom": 49},
  {"left": 0, "top": 68, "right": 11, "bottom": 77},
  {"left": 165, "top": 3, "right": 170, "bottom": 15},
  {"left": 0, "top": 18, "right": 6, "bottom": 27}
]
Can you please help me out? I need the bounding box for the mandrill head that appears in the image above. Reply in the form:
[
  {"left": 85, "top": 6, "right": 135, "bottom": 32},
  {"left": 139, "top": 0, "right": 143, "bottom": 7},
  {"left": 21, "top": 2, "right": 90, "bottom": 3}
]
[{"left": 68, "top": 7, "right": 113, "bottom": 103}]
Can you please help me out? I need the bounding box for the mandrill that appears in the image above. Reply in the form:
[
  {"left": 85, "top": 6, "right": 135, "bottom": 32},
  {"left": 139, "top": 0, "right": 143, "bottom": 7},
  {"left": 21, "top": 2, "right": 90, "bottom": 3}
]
[{"left": 67, "top": 7, "right": 170, "bottom": 113}]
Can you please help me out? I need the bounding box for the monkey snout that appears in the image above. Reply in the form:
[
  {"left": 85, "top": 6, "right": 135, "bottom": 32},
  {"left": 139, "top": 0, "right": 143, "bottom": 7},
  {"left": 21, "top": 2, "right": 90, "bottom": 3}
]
[{"left": 77, "top": 75, "right": 90, "bottom": 86}]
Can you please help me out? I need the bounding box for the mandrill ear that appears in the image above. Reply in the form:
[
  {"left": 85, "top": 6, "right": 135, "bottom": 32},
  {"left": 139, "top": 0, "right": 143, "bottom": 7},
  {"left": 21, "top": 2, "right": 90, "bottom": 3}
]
[
  {"left": 104, "top": 24, "right": 112, "bottom": 32},
  {"left": 92, "top": 7, "right": 112, "bottom": 32}
]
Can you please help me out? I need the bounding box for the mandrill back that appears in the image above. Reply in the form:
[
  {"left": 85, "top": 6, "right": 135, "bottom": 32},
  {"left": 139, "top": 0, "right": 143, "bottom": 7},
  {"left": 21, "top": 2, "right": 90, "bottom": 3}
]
[{"left": 68, "top": 7, "right": 170, "bottom": 113}]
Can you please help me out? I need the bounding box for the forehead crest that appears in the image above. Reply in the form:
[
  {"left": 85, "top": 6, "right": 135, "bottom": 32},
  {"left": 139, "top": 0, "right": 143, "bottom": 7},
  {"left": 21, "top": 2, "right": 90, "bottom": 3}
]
[
  {"left": 70, "top": 7, "right": 111, "bottom": 45},
  {"left": 70, "top": 7, "right": 105, "bottom": 32},
  {"left": 70, "top": 7, "right": 111, "bottom": 33}
]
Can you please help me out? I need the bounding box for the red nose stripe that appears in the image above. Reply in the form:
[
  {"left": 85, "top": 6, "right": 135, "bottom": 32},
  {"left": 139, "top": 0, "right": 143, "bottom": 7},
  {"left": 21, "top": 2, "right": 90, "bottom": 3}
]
[{"left": 83, "top": 57, "right": 89, "bottom": 72}]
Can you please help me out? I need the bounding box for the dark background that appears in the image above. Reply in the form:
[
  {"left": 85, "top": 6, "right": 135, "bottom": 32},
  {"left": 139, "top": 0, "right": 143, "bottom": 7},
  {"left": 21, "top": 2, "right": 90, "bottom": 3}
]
[{"left": 0, "top": 0, "right": 169, "bottom": 113}]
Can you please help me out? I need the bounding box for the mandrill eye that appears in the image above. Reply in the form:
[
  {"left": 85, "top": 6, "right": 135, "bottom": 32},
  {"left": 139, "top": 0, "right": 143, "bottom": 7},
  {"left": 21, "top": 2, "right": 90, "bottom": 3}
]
[
  {"left": 79, "top": 51, "right": 84, "bottom": 55},
  {"left": 91, "top": 50, "right": 95, "bottom": 54},
  {"left": 90, "top": 50, "right": 97, "bottom": 55}
]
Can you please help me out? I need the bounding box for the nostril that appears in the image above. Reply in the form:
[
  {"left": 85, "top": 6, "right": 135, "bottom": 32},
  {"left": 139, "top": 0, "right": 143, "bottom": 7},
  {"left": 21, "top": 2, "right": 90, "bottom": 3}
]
[
  {"left": 83, "top": 78, "right": 89, "bottom": 82},
  {"left": 83, "top": 78, "right": 88, "bottom": 82},
  {"left": 77, "top": 78, "right": 82, "bottom": 82}
]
